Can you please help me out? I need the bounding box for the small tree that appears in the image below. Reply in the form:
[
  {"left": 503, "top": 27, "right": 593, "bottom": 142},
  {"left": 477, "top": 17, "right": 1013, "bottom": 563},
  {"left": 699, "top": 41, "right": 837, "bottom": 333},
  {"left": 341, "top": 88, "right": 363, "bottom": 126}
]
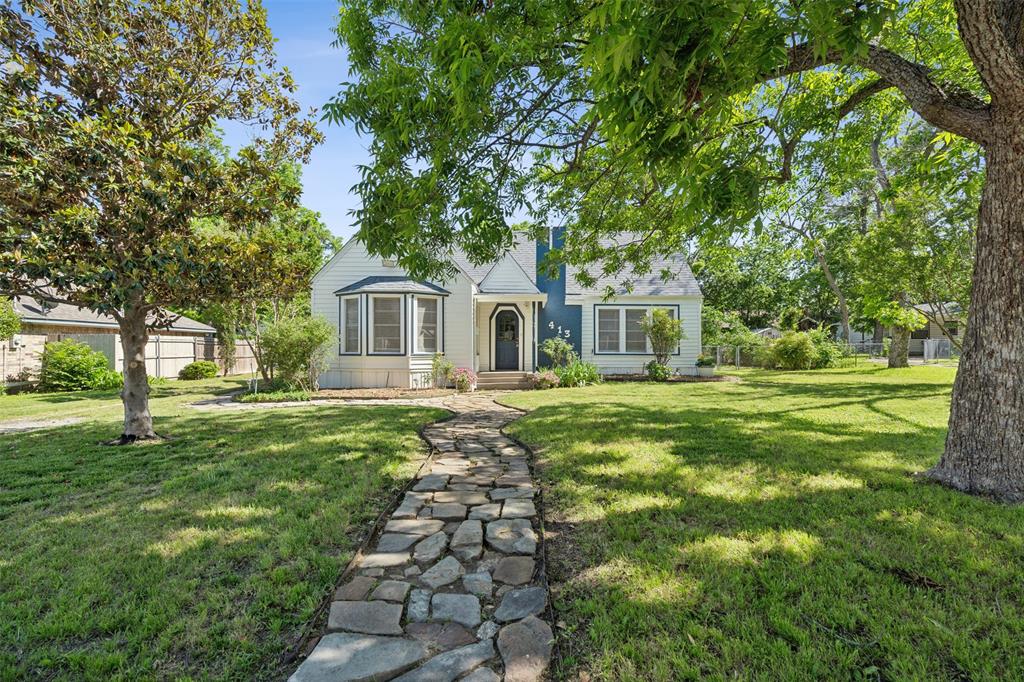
[
  {"left": 539, "top": 336, "right": 577, "bottom": 368},
  {"left": 260, "top": 316, "right": 334, "bottom": 392},
  {"left": 870, "top": 300, "right": 926, "bottom": 369},
  {"left": 641, "top": 309, "right": 686, "bottom": 366},
  {"left": 0, "top": 298, "right": 19, "bottom": 342}
]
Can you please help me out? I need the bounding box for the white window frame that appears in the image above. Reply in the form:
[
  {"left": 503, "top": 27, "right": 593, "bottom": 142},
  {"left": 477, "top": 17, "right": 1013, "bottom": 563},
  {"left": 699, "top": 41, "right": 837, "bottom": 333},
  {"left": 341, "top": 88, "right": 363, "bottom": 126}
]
[
  {"left": 370, "top": 295, "right": 404, "bottom": 355},
  {"left": 414, "top": 296, "right": 440, "bottom": 355},
  {"left": 594, "top": 306, "right": 679, "bottom": 355},
  {"left": 339, "top": 295, "right": 361, "bottom": 355},
  {"left": 597, "top": 308, "right": 621, "bottom": 353}
]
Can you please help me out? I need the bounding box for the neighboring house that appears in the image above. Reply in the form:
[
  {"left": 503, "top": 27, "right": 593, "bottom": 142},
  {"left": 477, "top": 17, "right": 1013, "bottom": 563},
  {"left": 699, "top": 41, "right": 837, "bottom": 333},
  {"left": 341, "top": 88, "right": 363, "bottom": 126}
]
[
  {"left": 909, "top": 302, "right": 964, "bottom": 356},
  {"left": 310, "top": 233, "right": 703, "bottom": 388},
  {"left": 846, "top": 302, "right": 964, "bottom": 355},
  {"left": 3, "top": 295, "right": 216, "bottom": 382}
]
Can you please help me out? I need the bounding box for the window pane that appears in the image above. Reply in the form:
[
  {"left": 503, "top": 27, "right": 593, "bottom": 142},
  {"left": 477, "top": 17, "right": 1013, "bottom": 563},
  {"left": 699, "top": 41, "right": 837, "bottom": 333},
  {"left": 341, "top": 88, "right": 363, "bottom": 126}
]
[
  {"left": 344, "top": 298, "right": 359, "bottom": 353},
  {"left": 373, "top": 297, "right": 402, "bottom": 352},
  {"left": 417, "top": 298, "right": 437, "bottom": 353},
  {"left": 597, "top": 308, "right": 620, "bottom": 352},
  {"left": 625, "top": 309, "right": 647, "bottom": 352}
]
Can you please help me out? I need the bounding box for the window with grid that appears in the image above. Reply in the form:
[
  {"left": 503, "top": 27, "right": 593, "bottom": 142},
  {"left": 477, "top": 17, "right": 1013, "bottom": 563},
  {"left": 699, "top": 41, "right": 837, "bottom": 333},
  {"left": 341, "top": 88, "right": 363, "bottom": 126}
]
[
  {"left": 624, "top": 309, "right": 648, "bottom": 352},
  {"left": 597, "top": 308, "right": 620, "bottom": 352},
  {"left": 341, "top": 297, "right": 360, "bottom": 353},
  {"left": 416, "top": 297, "right": 438, "bottom": 353},
  {"left": 372, "top": 296, "right": 402, "bottom": 353}
]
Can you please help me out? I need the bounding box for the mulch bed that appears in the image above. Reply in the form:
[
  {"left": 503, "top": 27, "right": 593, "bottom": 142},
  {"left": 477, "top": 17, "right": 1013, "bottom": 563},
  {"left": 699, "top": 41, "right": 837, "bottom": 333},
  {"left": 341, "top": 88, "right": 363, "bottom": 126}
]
[
  {"left": 602, "top": 374, "right": 740, "bottom": 383},
  {"left": 312, "top": 387, "right": 457, "bottom": 400}
]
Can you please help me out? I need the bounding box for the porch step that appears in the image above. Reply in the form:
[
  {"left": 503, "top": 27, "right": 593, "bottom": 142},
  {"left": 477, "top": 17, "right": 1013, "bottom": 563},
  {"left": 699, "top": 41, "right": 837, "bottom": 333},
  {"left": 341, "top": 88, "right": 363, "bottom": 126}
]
[{"left": 476, "top": 371, "right": 532, "bottom": 390}]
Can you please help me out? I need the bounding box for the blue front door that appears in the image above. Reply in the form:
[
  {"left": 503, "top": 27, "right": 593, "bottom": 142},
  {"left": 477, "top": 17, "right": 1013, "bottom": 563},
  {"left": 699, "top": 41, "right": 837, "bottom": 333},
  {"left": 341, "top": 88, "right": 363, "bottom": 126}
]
[{"left": 494, "top": 310, "right": 519, "bottom": 370}]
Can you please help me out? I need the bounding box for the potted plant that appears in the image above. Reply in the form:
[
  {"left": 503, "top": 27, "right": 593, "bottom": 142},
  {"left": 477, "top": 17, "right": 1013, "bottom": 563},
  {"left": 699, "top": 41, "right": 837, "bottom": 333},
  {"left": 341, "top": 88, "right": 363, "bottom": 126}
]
[{"left": 696, "top": 354, "right": 715, "bottom": 377}]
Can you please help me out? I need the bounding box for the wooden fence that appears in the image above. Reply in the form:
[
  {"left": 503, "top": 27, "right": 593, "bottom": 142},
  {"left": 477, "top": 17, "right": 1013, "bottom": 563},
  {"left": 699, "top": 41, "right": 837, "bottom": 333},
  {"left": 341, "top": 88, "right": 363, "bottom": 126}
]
[{"left": 3, "top": 333, "right": 259, "bottom": 384}]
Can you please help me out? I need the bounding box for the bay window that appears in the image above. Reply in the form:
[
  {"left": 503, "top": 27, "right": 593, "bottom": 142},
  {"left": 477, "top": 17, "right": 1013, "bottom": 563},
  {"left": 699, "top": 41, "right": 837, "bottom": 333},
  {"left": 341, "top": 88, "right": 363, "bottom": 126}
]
[
  {"left": 372, "top": 296, "right": 402, "bottom": 353},
  {"left": 340, "top": 296, "right": 360, "bottom": 354},
  {"left": 416, "top": 297, "right": 438, "bottom": 353}
]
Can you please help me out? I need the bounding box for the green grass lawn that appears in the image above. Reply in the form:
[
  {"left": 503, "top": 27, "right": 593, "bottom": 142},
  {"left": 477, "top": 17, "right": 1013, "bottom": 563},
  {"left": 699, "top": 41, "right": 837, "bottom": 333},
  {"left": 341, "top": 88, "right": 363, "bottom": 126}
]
[
  {"left": 503, "top": 366, "right": 1024, "bottom": 681},
  {"left": 0, "top": 379, "right": 445, "bottom": 680}
]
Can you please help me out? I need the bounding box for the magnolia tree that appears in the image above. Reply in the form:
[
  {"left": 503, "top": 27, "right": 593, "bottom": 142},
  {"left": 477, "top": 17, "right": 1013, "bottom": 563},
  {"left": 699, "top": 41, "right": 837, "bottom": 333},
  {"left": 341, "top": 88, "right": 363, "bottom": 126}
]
[
  {"left": 0, "top": 0, "right": 320, "bottom": 441},
  {"left": 331, "top": 0, "right": 1024, "bottom": 500}
]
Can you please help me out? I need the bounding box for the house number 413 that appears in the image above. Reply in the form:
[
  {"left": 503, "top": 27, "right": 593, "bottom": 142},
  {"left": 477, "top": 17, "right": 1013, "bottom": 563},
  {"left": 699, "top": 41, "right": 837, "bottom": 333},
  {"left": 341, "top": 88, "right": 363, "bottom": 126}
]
[{"left": 548, "top": 321, "right": 571, "bottom": 338}]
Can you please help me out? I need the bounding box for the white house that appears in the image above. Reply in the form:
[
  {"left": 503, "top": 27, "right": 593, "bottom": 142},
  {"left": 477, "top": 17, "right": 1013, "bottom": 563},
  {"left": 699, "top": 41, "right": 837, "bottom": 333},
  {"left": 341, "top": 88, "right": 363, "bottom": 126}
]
[{"left": 310, "top": 232, "right": 703, "bottom": 388}]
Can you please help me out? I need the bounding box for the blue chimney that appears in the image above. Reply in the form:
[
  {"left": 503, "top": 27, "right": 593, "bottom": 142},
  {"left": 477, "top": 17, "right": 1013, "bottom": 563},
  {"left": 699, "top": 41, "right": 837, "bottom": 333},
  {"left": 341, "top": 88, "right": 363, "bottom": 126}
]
[{"left": 536, "top": 227, "right": 583, "bottom": 365}]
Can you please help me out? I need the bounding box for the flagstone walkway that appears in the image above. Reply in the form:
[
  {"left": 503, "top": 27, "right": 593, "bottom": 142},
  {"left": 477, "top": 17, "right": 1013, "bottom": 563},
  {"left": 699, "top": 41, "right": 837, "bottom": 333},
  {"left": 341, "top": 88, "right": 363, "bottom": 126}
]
[{"left": 289, "top": 393, "right": 552, "bottom": 682}]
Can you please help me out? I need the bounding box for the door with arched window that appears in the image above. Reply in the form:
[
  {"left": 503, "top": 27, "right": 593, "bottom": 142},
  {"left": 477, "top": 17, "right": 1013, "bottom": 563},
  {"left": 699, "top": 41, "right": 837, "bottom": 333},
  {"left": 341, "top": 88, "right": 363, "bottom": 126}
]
[{"left": 494, "top": 310, "right": 519, "bottom": 370}]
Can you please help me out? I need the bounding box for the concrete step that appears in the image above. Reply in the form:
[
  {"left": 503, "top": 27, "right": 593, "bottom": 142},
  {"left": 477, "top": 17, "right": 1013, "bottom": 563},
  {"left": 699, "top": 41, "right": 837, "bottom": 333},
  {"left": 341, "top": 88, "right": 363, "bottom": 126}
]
[{"left": 476, "top": 372, "right": 531, "bottom": 390}]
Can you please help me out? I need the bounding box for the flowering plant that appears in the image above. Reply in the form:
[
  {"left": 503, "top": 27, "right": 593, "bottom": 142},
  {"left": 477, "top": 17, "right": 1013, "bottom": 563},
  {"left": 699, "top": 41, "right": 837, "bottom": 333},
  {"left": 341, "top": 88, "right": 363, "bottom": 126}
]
[
  {"left": 452, "top": 367, "right": 477, "bottom": 392},
  {"left": 530, "top": 370, "right": 560, "bottom": 389}
]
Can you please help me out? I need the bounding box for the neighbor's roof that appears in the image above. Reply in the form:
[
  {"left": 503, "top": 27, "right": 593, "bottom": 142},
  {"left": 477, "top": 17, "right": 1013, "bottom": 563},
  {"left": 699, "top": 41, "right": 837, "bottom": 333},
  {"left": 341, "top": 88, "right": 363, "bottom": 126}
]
[
  {"left": 334, "top": 276, "right": 450, "bottom": 296},
  {"left": 564, "top": 236, "right": 702, "bottom": 297},
  {"left": 13, "top": 296, "right": 215, "bottom": 333},
  {"left": 912, "top": 302, "right": 962, "bottom": 316}
]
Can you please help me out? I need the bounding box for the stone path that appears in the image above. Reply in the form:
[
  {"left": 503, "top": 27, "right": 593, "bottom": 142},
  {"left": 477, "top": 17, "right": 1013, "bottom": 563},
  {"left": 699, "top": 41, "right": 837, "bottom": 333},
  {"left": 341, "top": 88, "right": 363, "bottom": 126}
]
[{"left": 289, "top": 393, "right": 552, "bottom": 682}]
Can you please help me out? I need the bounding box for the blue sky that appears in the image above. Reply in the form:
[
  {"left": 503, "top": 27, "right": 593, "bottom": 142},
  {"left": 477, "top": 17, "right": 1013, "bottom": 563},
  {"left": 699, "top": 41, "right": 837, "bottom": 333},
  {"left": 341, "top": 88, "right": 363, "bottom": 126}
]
[{"left": 221, "top": 0, "right": 364, "bottom": 240}]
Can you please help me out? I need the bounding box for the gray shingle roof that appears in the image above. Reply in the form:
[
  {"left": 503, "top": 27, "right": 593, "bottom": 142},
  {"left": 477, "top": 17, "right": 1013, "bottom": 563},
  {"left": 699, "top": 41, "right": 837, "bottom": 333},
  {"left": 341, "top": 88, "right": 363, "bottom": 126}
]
[
  {"left": 564, "top": 237, "right": 701, "bottom": 297},
  {"left": 13, "top": 296, "right": 215, "bottom": 333},
  {"left": 334, "top": 276, "right": 450, "bottom": 296},
  {"left": 451, "top": 235, "right": 537, "bottom": 286}
]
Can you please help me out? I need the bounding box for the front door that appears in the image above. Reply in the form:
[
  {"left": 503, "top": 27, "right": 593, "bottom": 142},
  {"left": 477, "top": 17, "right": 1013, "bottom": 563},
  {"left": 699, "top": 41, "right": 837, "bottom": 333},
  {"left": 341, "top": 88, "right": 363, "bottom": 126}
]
[{"left": 494, "top": 310, "right": 519, "bottom": 370}]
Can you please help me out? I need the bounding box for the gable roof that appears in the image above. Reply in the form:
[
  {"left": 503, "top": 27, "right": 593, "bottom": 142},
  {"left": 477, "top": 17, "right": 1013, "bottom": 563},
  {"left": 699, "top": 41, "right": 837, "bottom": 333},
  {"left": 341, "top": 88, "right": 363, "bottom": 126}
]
[
  {"left": 451, "top": 237, "right": 537, "bottom": 287},
  {"left": 563, "top": 237, "right": 701, "bottom": 298},
  {"left": 13, "top": 296, "right": 215, "bottom": 333},
  {"left": 478, "top": 255, "right": 541, "bottom": 294},
  {"left": 334, "top": 276, "right": 450, "bottom": 296}
]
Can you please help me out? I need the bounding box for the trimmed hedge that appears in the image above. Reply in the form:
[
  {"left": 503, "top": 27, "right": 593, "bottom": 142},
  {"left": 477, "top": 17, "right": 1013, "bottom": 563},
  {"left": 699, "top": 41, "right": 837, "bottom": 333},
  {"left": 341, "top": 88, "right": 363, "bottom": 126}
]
[{"left": 178, "top": 360, "right": 219, "bottom": 380}]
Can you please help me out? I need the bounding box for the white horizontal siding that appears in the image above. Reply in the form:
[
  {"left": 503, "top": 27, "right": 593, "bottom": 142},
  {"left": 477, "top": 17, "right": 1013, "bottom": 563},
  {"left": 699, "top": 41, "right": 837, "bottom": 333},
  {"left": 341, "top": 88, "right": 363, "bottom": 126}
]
[
  {"left": 478, "top": 256, "right": 536, "bottom": 293},
  {"left": 578, "top": 295, "right": 702, "bottom": 375},
  {"left": 311, "top": 239, "right": 475, "bottom": 388}
]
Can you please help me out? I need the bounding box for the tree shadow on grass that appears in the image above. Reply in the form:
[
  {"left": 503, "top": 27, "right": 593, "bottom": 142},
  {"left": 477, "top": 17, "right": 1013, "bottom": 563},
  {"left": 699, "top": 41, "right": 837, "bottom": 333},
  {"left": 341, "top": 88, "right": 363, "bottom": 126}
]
[
  {"left": 0, "top": 404, "right": 445, "bottom": 681},
  {"left": 508, "top": 376, "right": 1022, "bottom": 680}
]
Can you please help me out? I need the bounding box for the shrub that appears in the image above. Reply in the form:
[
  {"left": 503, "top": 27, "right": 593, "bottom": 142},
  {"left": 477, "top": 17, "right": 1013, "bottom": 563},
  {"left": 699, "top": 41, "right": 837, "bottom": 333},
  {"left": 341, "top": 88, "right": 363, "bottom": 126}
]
[
  {"left": 641, "top": 308, "right": 686, "bottom": 365},
  {"left": 529, "top": 370, "right": 560, "bottom": 389},
  {"left": 554, "top": 359, "right": 601, "bottom": 387},
  {"left": 761, "top": 330, "right": 844, "bottom": 370},
  {"left": 807, "top": 328, "right": 847, "bottom": 368},
  {"left": 645, "top": 360, "right": 672, "bottom": 381},
  {"left": 39, "top": 339, "right": 121, "bottom": 392},
  {"left": 539, "top": 336, "right": 577, "bottom": 367},
  {"left": 431, "top": 353, "right": 455, "bottom": 388},
  {"left": 260, "top": 315, "right": 335, "bottom": 391},
  {"left": 0, "top": 298, "right": 19, "bottom": 342},
  {"left": 695, "top": 353, "right": 715, "bottom": 368},
  {"left": 237, "top": 389, "right": 311, "bottom": 403},
  {"left": 178, "top": 360, "right": 219, "bottom": 380},
  {"left": 452, "top": 367, "right": 476, "bottom": 392}
]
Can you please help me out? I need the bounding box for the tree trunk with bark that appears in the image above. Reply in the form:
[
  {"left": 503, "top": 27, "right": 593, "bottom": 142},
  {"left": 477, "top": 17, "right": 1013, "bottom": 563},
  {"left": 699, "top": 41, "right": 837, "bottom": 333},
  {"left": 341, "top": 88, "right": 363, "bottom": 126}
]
[
  {"left": 117, "top": 304, "right": 157, "bottom": 441},
  {"left": 927, "top": 111, "right": 1024, "bottom": 500},
  {"left": 888, "top": 326, "right": 910, "bottom": 368}
]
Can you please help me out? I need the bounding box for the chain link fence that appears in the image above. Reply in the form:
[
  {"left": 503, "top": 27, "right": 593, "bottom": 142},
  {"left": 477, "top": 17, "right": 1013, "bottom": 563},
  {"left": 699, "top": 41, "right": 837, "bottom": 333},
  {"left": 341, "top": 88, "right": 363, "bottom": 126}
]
[
  {"left": 702, "top": 342, "right": 887, "bottom": 368},
  {"left": 923, "top": 338, "right": 961, "bottom": 363}
]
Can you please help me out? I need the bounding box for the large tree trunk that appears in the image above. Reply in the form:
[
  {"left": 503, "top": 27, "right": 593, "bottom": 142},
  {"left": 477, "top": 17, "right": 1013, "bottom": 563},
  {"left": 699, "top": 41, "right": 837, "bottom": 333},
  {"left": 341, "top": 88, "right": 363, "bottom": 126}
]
[
  {"left": 888, "top": 326, "right": 910, "bottom": 368},
  {"left": 928, "top": 119, "right": 1024, "bottom": 501},
  {"left": 118, "top": 305, "right": 156, "bottom": 441}
]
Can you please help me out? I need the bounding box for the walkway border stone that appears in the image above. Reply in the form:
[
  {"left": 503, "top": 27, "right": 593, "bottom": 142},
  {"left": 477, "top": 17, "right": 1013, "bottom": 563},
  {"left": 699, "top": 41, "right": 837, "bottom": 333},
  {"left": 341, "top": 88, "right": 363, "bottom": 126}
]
[{"left": 287, "top": 392, "right": 552, "bottom": 682}]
